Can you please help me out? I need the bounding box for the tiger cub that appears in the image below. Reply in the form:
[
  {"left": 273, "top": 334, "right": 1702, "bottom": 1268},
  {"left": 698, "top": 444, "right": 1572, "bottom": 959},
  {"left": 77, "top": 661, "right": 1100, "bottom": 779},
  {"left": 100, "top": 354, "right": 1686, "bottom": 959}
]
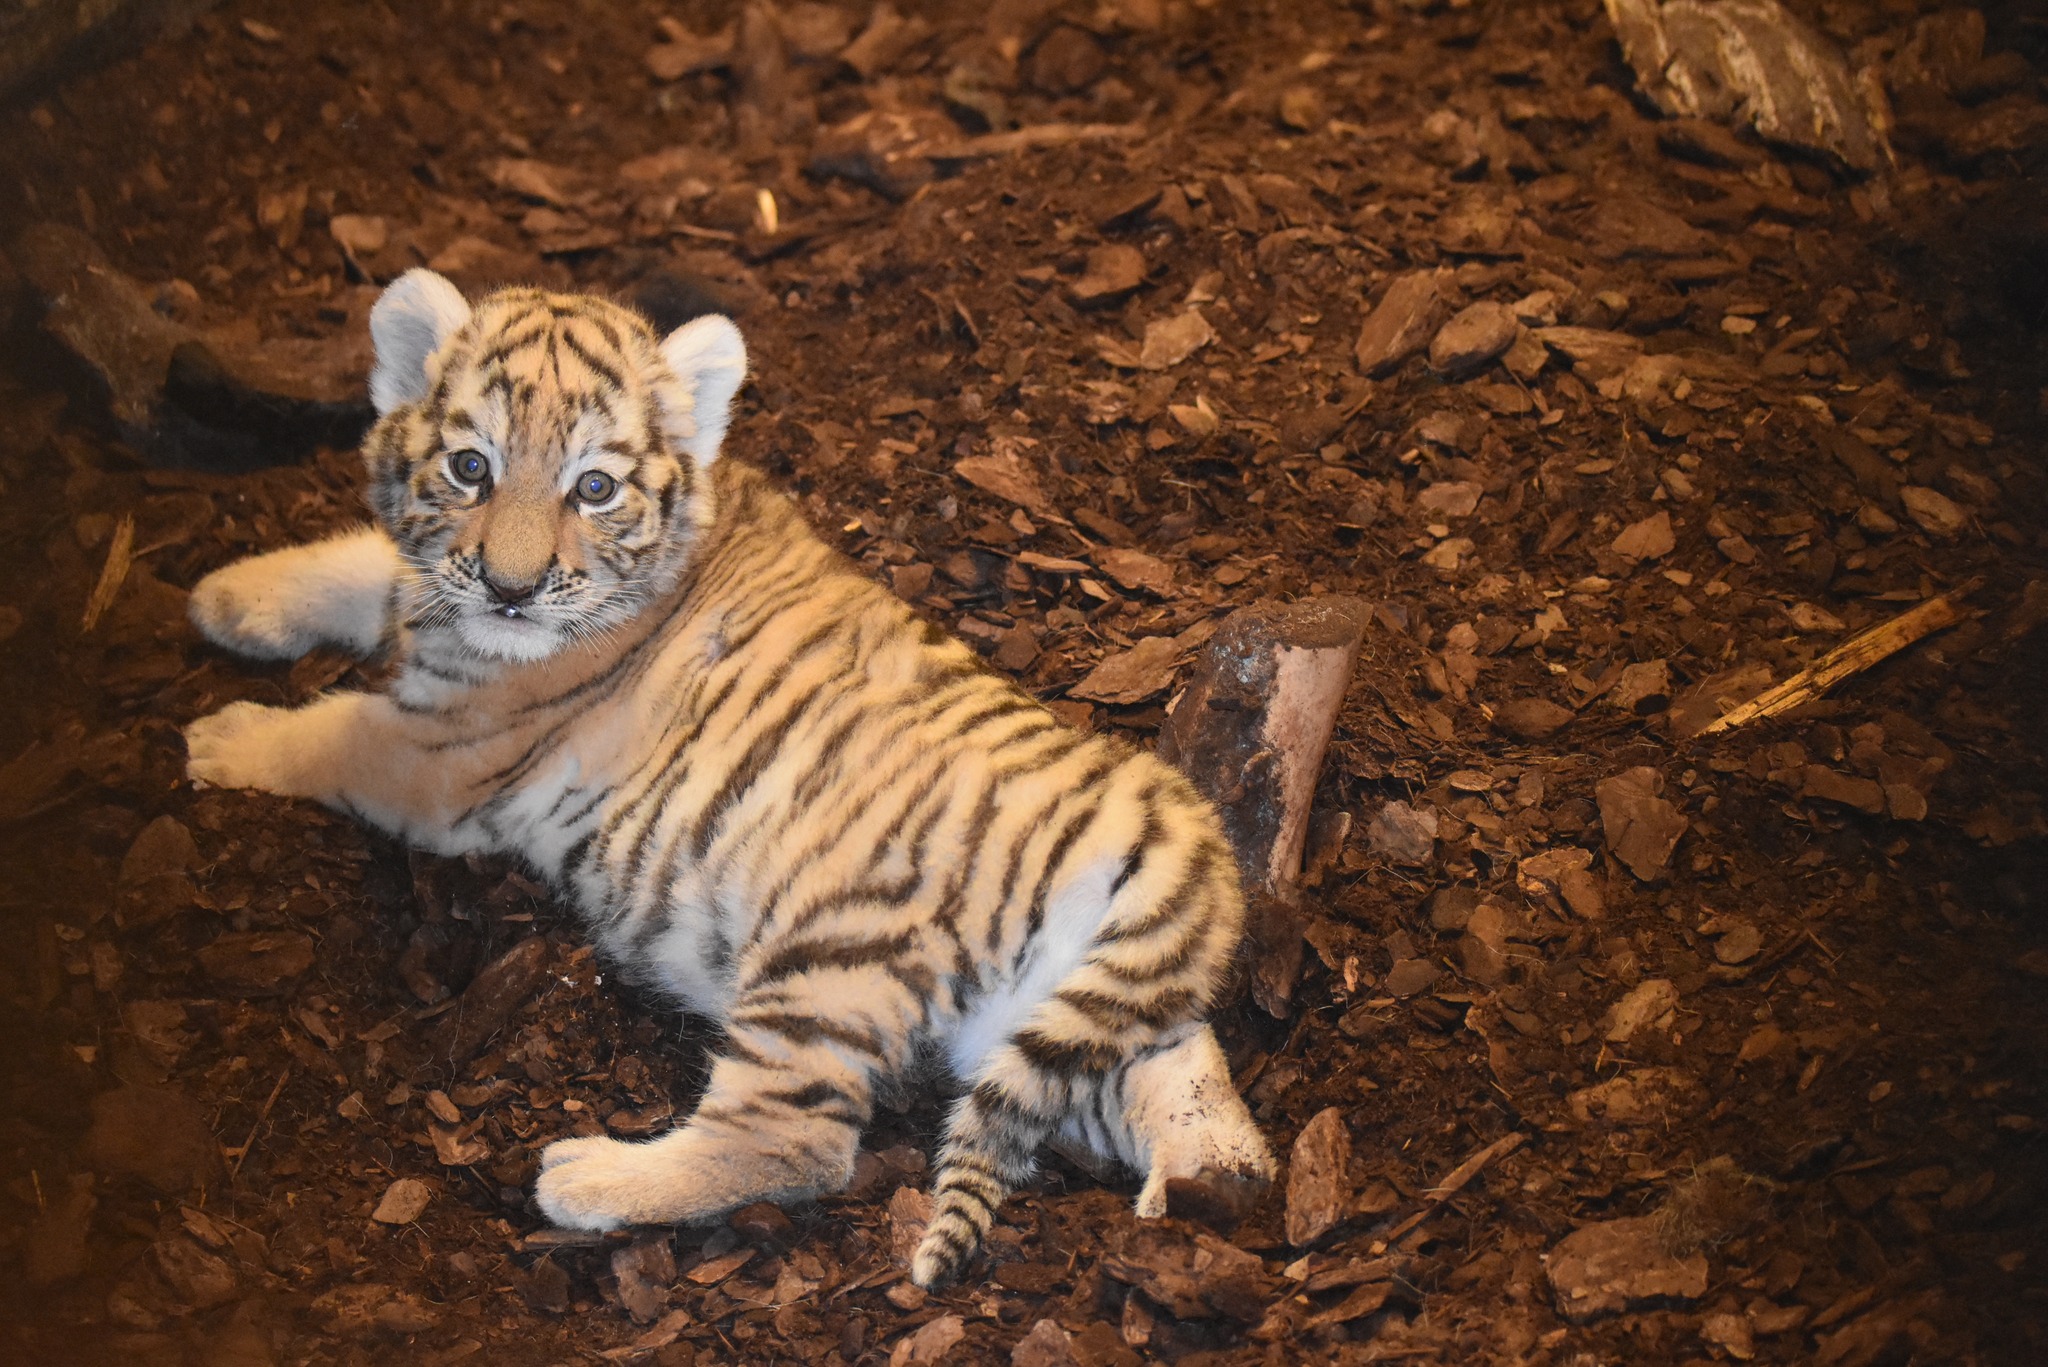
[{"left": 183, "top": 269, "right": 1274, "bottom": 1286}]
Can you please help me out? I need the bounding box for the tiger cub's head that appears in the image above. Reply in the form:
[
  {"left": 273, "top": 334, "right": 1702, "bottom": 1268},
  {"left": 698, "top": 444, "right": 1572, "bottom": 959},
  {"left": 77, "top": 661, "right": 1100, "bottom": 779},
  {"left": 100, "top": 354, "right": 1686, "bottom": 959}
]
[{"left": 361, "top": 269, "right": 747, "bottom": 663}]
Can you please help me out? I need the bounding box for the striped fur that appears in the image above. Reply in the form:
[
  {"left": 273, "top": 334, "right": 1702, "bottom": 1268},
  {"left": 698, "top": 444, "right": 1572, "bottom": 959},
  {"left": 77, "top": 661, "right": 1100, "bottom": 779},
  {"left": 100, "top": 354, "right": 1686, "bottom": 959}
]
[{"left": 184, "top": 271, "right": 1275, "bottom": 1286}]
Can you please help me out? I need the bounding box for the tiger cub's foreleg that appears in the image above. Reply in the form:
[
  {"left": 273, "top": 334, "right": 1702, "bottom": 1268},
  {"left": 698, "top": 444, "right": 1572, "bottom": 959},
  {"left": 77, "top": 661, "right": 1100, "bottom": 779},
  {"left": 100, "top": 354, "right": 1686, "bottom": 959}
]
[
  {"left": 189, "top": 526, "right": 401, "bottom": 661},
  {"left": 533, "top": 1011, "right": 877, "bottom": 1231},
  {"left": 183, "top": 692, "right": 464, "bottom": 845}
]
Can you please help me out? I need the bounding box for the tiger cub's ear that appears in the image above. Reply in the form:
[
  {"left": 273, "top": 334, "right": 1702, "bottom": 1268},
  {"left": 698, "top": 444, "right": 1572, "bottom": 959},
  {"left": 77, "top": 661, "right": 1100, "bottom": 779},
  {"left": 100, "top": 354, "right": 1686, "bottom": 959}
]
[
  {"left": 369, "top": 269, "right": 473, "bottom": 416},
  {"left": 660, "top": 315, "right": 748, "bottom": 466}
]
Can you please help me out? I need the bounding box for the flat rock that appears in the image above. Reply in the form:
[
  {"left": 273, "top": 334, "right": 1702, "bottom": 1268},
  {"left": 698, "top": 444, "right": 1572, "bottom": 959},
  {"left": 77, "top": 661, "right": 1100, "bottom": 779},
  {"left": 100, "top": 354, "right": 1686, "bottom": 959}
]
[
  {"left": 1284, "top": 1107, "right": 1352, "bottom": 1247},
  {"left": 1494, "top": 697, "right": 1575, "bottom": 740},
  {"left": 1460, "top": 900, "right": 1515, "bottom": 985},
  {"left": 1568, "top": 1067, "right": 1705, "bottom": 1124},
  {"left": 890, "top": 1313, "right": 965, "bottom": 1366},
  {"left": 1069, "top": 244, "right": 1146, "bottom": 304},
  {"left": 1429, "top": 301, "right": 1520, "bottom": 372},
  {"left": 371, "top": 1177, "right": 431, "bottom": 1225},
  {"left": 85, "top": 1085, "right": 220, "bottom": 1192},
  {"left": 118, "top": 815, "right": 201, "bottom": 885},
  {"left": 1900, "top": 485, "right": 1967, "bottom": 537},
  {"left": 954, "top": 444, "right": 1054, "bottom": 517},
  {"left": 1069, "top": 636, "right": 1180, "bottom": 705},
  {"left": 1602, "top": 977, "right": 1680, "bottom": 1043},
  {"left": 1596, "top": 767, "right": 1689, "bottom": 880},
  {"left": 1801, "top": 765, "right": 1886, "bottom": 814},
  {"left": 1610, "top": 659, "right": 1674, "bottom": 713},
  {"left": 1137, "top": 309, "right": 1216, "bottom": 370},
  {"left": 197, "top": 931, "right": 316, "bottom": 990},
  {"left": 430, "top": 937, "right": 551, "bottom": 1063},
  {"left": 1547, "top": 1214, "right": 1708, "bottom": 1321},
  {"left": 1012, "top": 1319, "right": 1080, "bottom": 1367},
  {"left": 1093, "top": 547, "right": 1175, "bottom": 596},
  {"left": 1384, "top": 957, "right": 1442, "bottom": 997},
  {"left": 1354, "top": 270, "right": 1445, "bottom": 376},
  {"left": 1611, "top": 510, "right": 1677, "bottom": 561},
  {"left": 1366, "top": 800, "right": 1438, "bottom": 864}
]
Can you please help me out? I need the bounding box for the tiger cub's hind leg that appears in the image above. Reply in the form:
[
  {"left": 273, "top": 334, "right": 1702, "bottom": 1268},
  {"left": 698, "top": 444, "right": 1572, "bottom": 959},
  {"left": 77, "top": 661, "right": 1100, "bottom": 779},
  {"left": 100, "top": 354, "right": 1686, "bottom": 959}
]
[
  {"left": 534, "top": 1014, "right": 875, "bottom": 1232},
  {"left": 189, "top": 526, "right": 401, "bottom": 661},
  {"left": 1116, "top": 1025, "right": 1275, "bottom": 1219}
]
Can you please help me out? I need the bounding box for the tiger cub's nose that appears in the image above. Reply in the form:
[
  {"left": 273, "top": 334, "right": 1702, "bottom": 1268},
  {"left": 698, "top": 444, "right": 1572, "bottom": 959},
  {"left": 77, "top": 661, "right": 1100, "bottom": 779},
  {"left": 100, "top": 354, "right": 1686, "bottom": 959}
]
[{"left": 483, "top": 570, "right": 541, "bottom": 606}]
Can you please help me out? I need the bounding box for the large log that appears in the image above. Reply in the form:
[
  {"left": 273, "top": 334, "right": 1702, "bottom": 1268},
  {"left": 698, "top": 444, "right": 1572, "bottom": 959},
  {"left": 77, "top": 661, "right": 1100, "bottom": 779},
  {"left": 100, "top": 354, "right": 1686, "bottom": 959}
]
[{"left": 1159, "top": 596, "right": 1369, "bottom": 1017}]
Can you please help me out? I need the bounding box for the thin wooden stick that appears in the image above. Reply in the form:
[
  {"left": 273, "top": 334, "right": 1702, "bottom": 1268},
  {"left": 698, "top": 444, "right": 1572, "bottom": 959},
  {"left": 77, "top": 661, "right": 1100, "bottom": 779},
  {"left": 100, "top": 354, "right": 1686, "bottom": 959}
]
[
  {"left": 80, "top": 513, "right": 135, "bottom": 634},
  {"left": 1698, "top": 582, "right": 1976, "bottom": 736},
  {"left": 226, "top": 1067, "right": 291, "bottom": 1178},
  {"left": 1372, "top": 1132, "right": 1525, "bottom": 1251}
]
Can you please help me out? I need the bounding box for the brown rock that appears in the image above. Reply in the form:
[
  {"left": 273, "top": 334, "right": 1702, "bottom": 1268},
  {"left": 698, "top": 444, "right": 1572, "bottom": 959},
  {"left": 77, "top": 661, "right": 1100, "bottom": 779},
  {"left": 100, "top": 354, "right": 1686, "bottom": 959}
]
[
  {"left": 1070, "top": 636, "right": 1181, "bottom": 706},
  {"left": 197, "top": 931, "right": 316, "bottom": 990},
  {"left": 371, "top": 1177, "right": 431, "bottom": 1226},
  {"left": 1069, "top": 244, "right": 1146, "bottom": 305},
  {"left": 155, "top": 1233, "right": 238, "bottom": 1310},
  {"left": 1602, "top": 977, "right": 1679, "bottom": 1043},
  {"left": 1900, "top": 485, "right": 1967, "bottom": 537},
  {"left": 85, "top": 1087, "right": 220, "bottom": 1193},
  {"left": 1547, "top": 1215, "right": 1707, "bottom": 1321},
  {"left": 1384, "top": 957, "right": 1441, "bottom": 997},
  {"left": 1353, "top": 270, "right": 1445, "bottom": 376},
  {"left": 119, "top": 815, "right": 200, "bottom": 886},
  {"left": 1284, "top": 1107, "right": 1352, "bottom": 1247},
  {"left": 1460, "top": 901, "right": 1515, "bottom": 985},
  {"left": 891, "top": 1313, "right": 966, "bottom": 1365},
  {"left": 1494, "top": 698, "right": 1575, "bottom": 741},
  {"left": 611, "top": 1237, "right": 676, "bottom": 1325},
  {"left": 1012, "top": 1319, "right": 1080, "bottom": 1367},
  {"left": 1610, "top": 659, "right": 1674, "bottom": 714},
  {"left": 1030, "top": 26, "right": 1105, "bottom": 94},
  {"left": 429, "top": 936, "right": 551, "bottom": 1063},
  {"left": 954, "top": 444, "right": 1053, "bottom": 517},
  {"left": 1801, "top": 765, "right": 1886, "bottom": 814},
  {"left": 1094, "top": 547, "right": 1174, "bottom": 597},
  {"left": 1429, "top": 301, "right": 1520, "bottom": 372},
  {"left": 1611, "top": 510, "right": 1676, "bottom": 561},
  {"left": 1596, "top": 767, "right": 1688, "bottom": 880}
]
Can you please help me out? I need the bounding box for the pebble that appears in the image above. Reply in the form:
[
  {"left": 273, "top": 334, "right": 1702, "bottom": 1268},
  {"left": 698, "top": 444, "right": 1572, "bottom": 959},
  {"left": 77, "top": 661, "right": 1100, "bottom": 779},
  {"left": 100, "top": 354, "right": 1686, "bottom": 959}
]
[
  {"left": 1353, "top": 270, "right": 1445, "bottom": 376},
  {"left": 1900, "top": 485, "right": 1967, "bottom": 537},
  {"left": 1546, "top": 1215, "right": 1708, "bottom": 1321},
  {"left": 1284, "top": 1107, "right": 1352, "bottom": 1247},
  {"left": 1428, "top": 301, "right": 1520, "bottom": 372},
  {"left": 1596, "top": 767, "right": 1689, "bottom": 881},
  {"left": 1611, "top": 510, "right": 1677, "bottom": 561},
  {"left": 371, "top": 1177, "right": 431, "bottom": 1225},
  {"left": 1365, "top": 800, "right": 1438, "bottom": 864},
  {"left": 1012, "top": 1319, "right": 1080, "bottom": 1367},
  {"left": 1602, "top": 978, "right": 1679, "bottom": 1043},
  {"left": 1493, "top": 698, "right": 1574, "bottom": 741}
]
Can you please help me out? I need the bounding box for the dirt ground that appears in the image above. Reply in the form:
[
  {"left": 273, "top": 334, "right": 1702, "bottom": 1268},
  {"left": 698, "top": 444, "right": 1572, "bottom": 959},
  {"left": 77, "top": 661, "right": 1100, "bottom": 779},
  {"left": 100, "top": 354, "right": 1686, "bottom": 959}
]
[{"left": 2, "top": 0, "right": 2046, "bottom": 1363}]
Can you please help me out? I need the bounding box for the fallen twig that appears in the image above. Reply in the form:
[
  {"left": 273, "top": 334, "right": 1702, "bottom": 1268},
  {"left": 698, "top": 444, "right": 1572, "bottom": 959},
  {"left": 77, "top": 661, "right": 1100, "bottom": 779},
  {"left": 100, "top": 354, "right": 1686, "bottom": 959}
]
[
  {"left": 923, "top": 121, "right": 1145, "bottom": 161},
  {"left": 80, "top": 513, "right": 134, "bottom": 634},
  {"left": 1697, "top": 582, "right": 1976, "bottom": 735},
  {"left": 226, "top": 1067, "right": 291, "bottom": 1178},
  {"left": 1372, "top": 1131, "right": 1526, "bottom": 1251}
]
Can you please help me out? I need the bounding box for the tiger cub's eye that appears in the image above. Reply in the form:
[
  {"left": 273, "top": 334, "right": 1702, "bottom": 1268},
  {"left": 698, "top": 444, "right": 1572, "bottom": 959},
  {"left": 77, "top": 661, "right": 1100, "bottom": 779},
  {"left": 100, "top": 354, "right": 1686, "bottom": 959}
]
[
  {"left": 447, "top": 450, "right": 489, "bottom": 487},
  {"left": 577, "top": 471, "right": 618, "bottom": 505}
]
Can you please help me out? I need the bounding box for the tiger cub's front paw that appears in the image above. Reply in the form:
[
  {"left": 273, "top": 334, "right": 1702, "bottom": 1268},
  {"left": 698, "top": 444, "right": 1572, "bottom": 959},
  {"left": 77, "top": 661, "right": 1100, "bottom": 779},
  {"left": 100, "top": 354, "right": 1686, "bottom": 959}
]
[
  {"left": 189, "top": 560, "right": 319, "bottom": 660},
  {"left": 184, "top": 701, "right": 294, "bottom": 794}
]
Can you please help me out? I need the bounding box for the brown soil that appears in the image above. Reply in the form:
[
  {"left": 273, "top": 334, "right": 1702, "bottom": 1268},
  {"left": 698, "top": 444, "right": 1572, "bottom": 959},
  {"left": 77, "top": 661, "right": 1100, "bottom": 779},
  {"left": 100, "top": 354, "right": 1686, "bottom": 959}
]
[{"left": 2, "top": 1, "right": 2046, "bottom": 1364}]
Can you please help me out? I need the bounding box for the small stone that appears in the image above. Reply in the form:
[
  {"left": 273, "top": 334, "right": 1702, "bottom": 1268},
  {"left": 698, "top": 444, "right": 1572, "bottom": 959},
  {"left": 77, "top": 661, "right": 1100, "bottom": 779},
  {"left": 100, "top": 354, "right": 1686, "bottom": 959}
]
[
  {"left": 1702, "top": 1310, "right": 1758, "bottom": 1360},
  {"left": 1137, "top": 309, "right": 1216, "bottom": 370},
  {"left": 196, "top": 930, "right": 316, "bottom": 989},
  {"left": 611, "top": 1238, "right": 676, "bottom": 1325},
  {"left": 155, "top": 1233, "right": 238, "bottom": 1310},
  {"left": 1012, "top": 1318, "right": 1080, "bottom": 1367},
  {"left": 1460, "top": 901, "right": 1515, "bottom": 985},
  {"left": 1069, "top": 636, "right": 1181, "bottom": 705},
  {"left": 371, "top": 1177, "right": 431, "bottom": 1225},
  {"left": 1611, "top": 510, "right": 1677, "bottom": 561},
  {"left": 1494, "top": 698, "right": 1574, "bottom": 740},
  {"left": 1428, "top": 301, "right": 1520, "bottom": 372},
  {"left": 1900, "top": 485, "right": 1967, "bottom": 537},
  {"left": 1547, "top": 1215, "right": 1707, "bottom": 1322},
  {"left": 1801, "top": 765, "right": 1886, "bottom": 814},
  {"left": 1610, "top": 659, "right": 1674, "bottom": 714},
  {"left": 1384, "top": 957, "right": 1442, "bottom": 998},
  {"left": 1711, "top": 919, "right": 1764, "bottom": 964},
  {"left": 119, "top": 815, "right": 201, "bottom": 885},
  {"left": 1415, "top": 480, "right": 1484, "bottom": 518},
  {"left": 1353, "top": 270, "right": 1445, "bottom": 377},
  {"left": 1596, "top": 767, "right": 1689, "bottom": 881},
  {"left": 429, "top": 937, "right": 550, "bottom": 1063},
  {"left": 1284, "top": 1107, "right": 1352, "bottom": 1247},
  {"left": 328, "top": 213, "right": 388, "bottom": 258},
  {"left": 1366, "top": 800, "right": 1438, "bottom": 864},
  {"left": 1278, "top": 84, "right": 1325, "bottom": 131},
  {"left": 1094, "top": 547, "right": 1174, "bottom": 596},
  {"left": 1602, "top": 978, "right": 1679, "bottom": 1043},
  {"left": 1069, "top": 244, "right": 1146, "bottom": 305}
]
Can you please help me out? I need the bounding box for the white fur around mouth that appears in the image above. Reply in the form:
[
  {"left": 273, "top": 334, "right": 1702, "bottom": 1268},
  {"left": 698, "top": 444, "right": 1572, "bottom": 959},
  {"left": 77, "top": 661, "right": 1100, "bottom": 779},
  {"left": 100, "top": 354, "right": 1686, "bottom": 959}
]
[{"left": 458, "top": 608, "right": 562, "bottom": 661}]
